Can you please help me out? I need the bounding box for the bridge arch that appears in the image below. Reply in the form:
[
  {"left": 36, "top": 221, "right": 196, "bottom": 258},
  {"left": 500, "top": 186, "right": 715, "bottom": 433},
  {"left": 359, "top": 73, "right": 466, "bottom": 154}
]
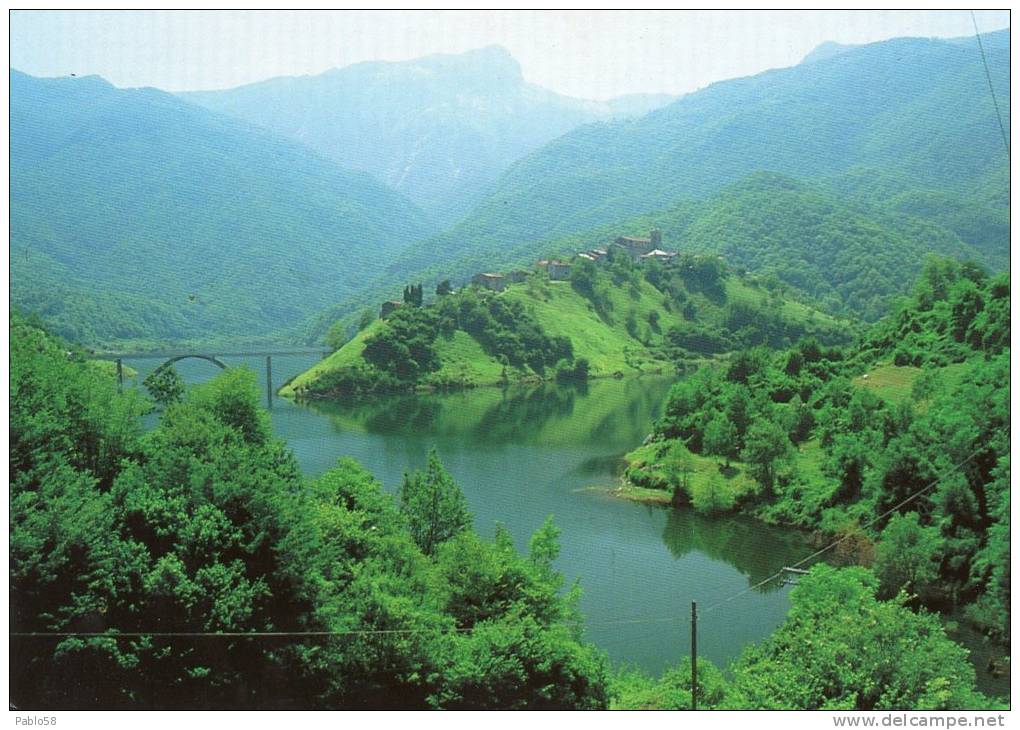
[{"left": 152, "top": 354, "right": 229, "bottom": 374}]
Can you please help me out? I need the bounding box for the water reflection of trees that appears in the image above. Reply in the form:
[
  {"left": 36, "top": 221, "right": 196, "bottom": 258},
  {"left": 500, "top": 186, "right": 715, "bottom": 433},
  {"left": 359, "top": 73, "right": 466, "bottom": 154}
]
[
  {"left": 471, "top": 384, "right": 577, "bottom": 443},
  {"left": 305, "top": 378, "right": 673, "bottom": 449},
  {"left": 576, "top": 453, "right": 628, "bottom": 477},
  {"left": 660, "top": 508, "right": 810, "bottom": 594}
]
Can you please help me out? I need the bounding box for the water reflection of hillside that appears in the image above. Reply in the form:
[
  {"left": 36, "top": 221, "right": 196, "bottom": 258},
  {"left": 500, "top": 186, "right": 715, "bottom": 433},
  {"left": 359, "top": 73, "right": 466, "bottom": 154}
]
[
  {"left": 660, "top": 508, "right": 810, "bottom": 594},
  {"left": 305, "top": 377, "right": 674, "bottom": 450}
]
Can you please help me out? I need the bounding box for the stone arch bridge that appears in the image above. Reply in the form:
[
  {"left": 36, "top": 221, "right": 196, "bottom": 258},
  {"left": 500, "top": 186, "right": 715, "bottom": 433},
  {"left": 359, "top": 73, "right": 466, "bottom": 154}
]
[{"left": 99, "top": 349, "right": 330, "bottom": 407}]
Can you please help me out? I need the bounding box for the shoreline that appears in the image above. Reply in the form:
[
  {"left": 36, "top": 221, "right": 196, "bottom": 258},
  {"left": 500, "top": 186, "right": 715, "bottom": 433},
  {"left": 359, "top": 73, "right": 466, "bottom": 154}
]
[
  {"left": 279, "top": 365, "right": 682, "bottom": 401},
  {"left": 593, "top": 472, "right": 1012, "bottom": 697}
]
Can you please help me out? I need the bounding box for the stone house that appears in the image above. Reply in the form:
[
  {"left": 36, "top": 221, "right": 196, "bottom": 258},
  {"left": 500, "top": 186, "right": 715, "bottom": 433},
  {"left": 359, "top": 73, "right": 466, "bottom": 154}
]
[
  {"left": 613, "top": 229, "right": 662, "bottom": 259},
  {"left": 640, "top": 249, "right": 678, "bottom": 263},
  {"left": 472, "top": 272, "right": 507, "bottom": 292},
  {"left": 380, "top": 300, "right": 403, "bottom": 318},
  {"left": 537, "top": 259, "right": 572, "bottom": 281}
]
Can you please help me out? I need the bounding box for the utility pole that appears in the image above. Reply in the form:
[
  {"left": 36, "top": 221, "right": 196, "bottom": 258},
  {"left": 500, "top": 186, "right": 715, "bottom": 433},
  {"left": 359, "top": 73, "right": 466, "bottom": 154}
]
[
  {"left": 691, "top": 600, "right": 698, "bottom": 710},
  {"left": 265, "top": 355, "right": 273, "bottom": 409},
  {"left": 116, "top": 359, "right": 124, "bottom": 392}
]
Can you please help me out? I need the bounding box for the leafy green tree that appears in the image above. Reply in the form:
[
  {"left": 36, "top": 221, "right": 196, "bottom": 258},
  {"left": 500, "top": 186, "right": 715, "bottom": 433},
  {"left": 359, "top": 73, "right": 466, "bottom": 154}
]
[
  {"left": 612, "top": 658, "right": 728, "bottom": 710},
  {"left": 403, "top": 283, "right": 424, "bottom": 307},
  {"left": 357, "top": 309, "right": 375, "bottom": 331},
  {"left": 723, "top": 384, "right": 753, "bottom": 445},
  {"left": 967, "top": 457, "right": 1010, "bottom": 640},
  {"left": 874, "top": 512, "right": 943, "bottom": 602},
  {"left": 325, "top": 319, "right": 349, "bottom": 351},
  {"left": 12, "top": 324, "right": 303, "bottom": 707},
  {"left": 948, "top": 278, "right": 984, "bottom": 342},
  {"left": 728, "top": 566, "right": 994, "bottom": 710},
  {"left": 691, "top": 472, "right": 735, "bottom": 515},
  {"left": 625, "top": 309, "right": 639, "bottom": 338},
  {"left": 555, "top": 357, "right": 589, "bottom": 383},
  {"left": 434, "top": 614, "right": 609, "bottom": 709},
  {"left": 569, "top": 258, "right": 613, "bottom": 322},
  {"left": 188, "top": 368, "right": 270, "bottom": 445},
  {"left": 824, "top": 435, "right": 871, "bottom": 503},
  {"left": 703, "top": 414, "right": 739, "bottom": 466},
  {"left": 741, "top": 419, "right": 791, "bottom": 493},
  {"left": 911, "top": 366, "right": 942, "bottom": 402},
  {"left": 400, "top": 448, "right": 473, "bottom": 555},
  {"left": 725, "top": 347, "right": 769, "bottom": 385},
  {"left": 436, "top": 279, "right": 453, "bottom": 296},
  {"left": 143, "top": 365, "right": 185, "bottom": 407},
  {"left": 429, "top": 518, "right": 606, "bottom": 709},
  {"left": 362, "top": 305, "right": 441, "bottom": 382}
]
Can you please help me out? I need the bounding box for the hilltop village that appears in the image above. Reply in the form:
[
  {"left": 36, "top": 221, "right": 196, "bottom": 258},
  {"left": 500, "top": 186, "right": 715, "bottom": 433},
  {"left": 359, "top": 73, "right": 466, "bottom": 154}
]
[
  {"left": 281, "top": 223, "right": 855, "bottom": 401},
  {"left": 380, "top": 230, "right": 678, "bottom": 316}
]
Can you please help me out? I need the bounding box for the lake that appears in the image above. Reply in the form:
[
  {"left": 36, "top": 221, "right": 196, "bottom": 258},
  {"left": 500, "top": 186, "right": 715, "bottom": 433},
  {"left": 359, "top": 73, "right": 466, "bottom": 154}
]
[
  {"left": 120, "top": 350, "right": 1004, "bottom": 697},
  {"left": 125, "top": 352, "right": 811, "bottom": 676}
]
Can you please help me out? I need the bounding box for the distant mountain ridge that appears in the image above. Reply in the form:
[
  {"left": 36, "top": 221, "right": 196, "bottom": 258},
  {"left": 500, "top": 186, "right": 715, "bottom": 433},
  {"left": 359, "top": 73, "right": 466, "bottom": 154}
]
[
  {"left": 10, "top": 69, "right": 434, "bottom": 347},
  {"left": 387, "top": 31, "right": 1009, "bottom": 281},
  {"left": 800, "top": 41, "right": 859, "bottom": 64},
  {"left": 181, "top": 46, "right": 674, "bottom": 225}
]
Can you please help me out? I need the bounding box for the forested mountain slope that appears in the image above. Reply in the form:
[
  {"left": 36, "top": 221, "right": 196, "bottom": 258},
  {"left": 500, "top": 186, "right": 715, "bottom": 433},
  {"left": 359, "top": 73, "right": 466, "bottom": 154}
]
[
  {"left": 538, "top": 173, "right": 995, "bottom": 321},
  {"left": 11, "top": 70, "right": 434, "bottom": 347},
  {"left": 390, "top": 31, "right": 1009, "bottom": 279},
  {"left": 302, "top": 170, "right": 995, "bottom": 343},
  {"left": 626, "top": 258, "right": 1010, "bottom": 644}
]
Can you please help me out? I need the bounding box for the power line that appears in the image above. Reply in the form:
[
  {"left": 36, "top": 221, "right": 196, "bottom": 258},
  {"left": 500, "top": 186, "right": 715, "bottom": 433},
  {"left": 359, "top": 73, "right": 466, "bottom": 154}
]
[
  {"left": 971, "top": 11, "right": 1010, "bottom": 160},
  {"left": 697, "top": 448, "right": 983, "bottom": 619},
  {"left": 10, "top": 613, "right": 691, "bottom": 641},
  {"left": 11, "top": 628, "right": 469, "bottom": 639},
  {"left": 8, "top": 450, "right": 990, "bottom": 644}
]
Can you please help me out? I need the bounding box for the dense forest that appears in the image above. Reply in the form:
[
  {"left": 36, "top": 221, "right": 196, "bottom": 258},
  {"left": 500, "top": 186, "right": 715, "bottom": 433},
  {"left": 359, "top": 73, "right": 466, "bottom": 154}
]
[
  {"left": 303, "top": 167, "right": 1007, "bottom": 346},
  {"left": 9, "top": 312, "right": 1004, "bottom": 709},
  {"left": 541, "top": 173, "right": 1002, "bottom": 322},
  {"left": 10, "top": 70, "right": 433, "bottom": 347},
  {"left": 10, "top": 314, "right": 606, "bottom": 709},
  {"left": 625, "top": 258, "right": 1010, "bottom": 645},
  {"left": 286, "top": 248, "right": 852, "bottom": 398}
]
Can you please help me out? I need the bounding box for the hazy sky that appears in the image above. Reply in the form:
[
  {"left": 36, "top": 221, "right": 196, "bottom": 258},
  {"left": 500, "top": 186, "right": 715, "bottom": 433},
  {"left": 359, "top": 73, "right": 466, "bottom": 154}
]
[{"left": 10, "top": 10, "right": 1011, "bottom": 99}]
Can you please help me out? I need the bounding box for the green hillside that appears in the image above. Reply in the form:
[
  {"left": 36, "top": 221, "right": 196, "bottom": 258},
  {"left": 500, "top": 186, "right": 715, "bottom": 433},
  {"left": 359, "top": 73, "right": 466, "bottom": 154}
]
[
  {"left": 282, "top": 251, "right": 851, "bottom": 398},
  {"left": 301, "top": 169, "right": 998, "bottom": 344},
  {"left": 10, "top": 70, "right": 434, "bottom": 348},
  {"left": 624, "top": 258, "right": 1009, "bottom": 639},
  {"left": 539, "top": 173, "right": 994, "bottom": 321},
  {"left": 387, "top": 31, "right": 1008, "bottom": 283}
]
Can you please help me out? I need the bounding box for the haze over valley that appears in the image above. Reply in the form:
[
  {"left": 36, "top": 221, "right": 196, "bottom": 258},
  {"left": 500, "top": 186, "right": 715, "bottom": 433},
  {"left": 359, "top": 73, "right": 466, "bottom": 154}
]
[{"left": 10, "top": 29, "right": 1008, "bottom": 349}]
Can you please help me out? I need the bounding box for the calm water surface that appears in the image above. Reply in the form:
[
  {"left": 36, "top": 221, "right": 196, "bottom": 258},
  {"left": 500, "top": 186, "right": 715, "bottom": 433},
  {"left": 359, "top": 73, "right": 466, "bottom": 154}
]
[
  {"left": 124, "top": 353, "right": 1006, "bottom": 696},
  {"left": 126, "top": 353, "right": 808, "bottom": 674}
]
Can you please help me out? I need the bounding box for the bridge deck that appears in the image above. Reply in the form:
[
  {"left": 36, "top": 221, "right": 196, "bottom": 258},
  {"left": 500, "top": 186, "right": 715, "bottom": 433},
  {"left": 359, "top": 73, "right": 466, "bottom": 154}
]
[{"left": 94, "top": 350, "right": 329, "bottom": 360}]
